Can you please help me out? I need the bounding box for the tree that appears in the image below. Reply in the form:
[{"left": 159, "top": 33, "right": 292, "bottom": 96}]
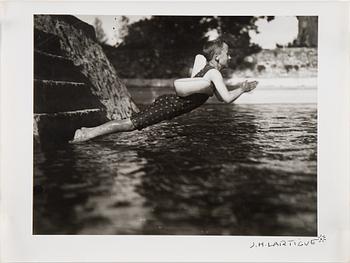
[
  {"left": 113, "top": 16, "right": 130, "bottom": 47},
  {"left": 295, "top": 16, "right": 318, "bottom": 47},
  {"left": 111, "top": 16, "right": 268, "bottom": 78},
  {"left": 94, "top": 17, "right": 107, "bottom": 44},
  {"left": 214, "top": 16, "right": 264, "bottom": 69},
  {"left": 123, "top": 16, "right": 215, "bottom": 51}
]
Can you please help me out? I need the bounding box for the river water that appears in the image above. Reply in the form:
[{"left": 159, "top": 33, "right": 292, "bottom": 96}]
[{"left": 33, "top": 103, "right": 317, "bottom": 235}]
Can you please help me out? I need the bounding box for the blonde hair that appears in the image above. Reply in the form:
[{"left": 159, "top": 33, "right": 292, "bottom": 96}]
[{"left": 202, "top": 38, "right": 226, "bottom": 61}]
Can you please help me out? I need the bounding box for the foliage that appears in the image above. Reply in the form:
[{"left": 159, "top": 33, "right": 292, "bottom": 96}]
[
  {"left": 94, "top": 17, "right": 107, "bottom": 44},
  {"left": 113, "top": 16, "right": 130, "bottom": 46},
  {"left": 105, "top": 16, "right": 269, "bottom": 78}
]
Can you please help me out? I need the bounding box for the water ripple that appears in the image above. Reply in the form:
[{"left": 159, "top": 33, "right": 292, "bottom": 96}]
[{"left": 34, "top": 104, "right": 317, "bottom": 235}]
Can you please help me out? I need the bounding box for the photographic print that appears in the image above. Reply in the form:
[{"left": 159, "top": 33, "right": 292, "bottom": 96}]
[{"left": 33, "top": 14, "right": 318, "bottom": 236}]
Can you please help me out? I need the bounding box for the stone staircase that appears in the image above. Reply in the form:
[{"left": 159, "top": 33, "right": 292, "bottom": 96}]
[{"left": 34, "top": 29, "right": 108, "bottom": 143}]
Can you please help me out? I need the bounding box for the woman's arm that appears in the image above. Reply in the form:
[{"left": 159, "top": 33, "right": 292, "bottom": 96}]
[
  {"left": 174, "top": 78, "right": 214, "bottom": 97},
  {"left": 208, "top": 70, "right": 258, "bottom": 104},
  {"left": 227, "top": 82, "right": 244, "bottom": 91},
  {"left": 213, "top": 82, "right": 242, "bottom": 101}
]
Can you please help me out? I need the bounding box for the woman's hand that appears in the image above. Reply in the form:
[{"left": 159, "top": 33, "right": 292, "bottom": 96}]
[
  {"left": 241, "top": 80, "right": 259, "bottom": 93},
  {"left": 208, "top": 69, "right": 258, "bottom": 104}
]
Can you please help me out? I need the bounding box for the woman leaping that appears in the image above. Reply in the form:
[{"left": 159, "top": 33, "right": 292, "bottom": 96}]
[{"left": 70, "top": 38, "right": 258, "bottom": 143}]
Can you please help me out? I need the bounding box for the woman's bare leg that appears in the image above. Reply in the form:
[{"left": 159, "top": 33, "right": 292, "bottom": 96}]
[{"left": 70, "top": 118, "right": 136, "bottom": 143}]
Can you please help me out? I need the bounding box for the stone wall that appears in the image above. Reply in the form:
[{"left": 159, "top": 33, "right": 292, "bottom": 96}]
[
  {"left": 232, "top": 48, "right": 317, "bottom": 78},
  {"left": 34, "top": 15, "right": 138, "bottom": 120},
  {"left": 34, "top": 15, "right": 139, "bottom": 143}
]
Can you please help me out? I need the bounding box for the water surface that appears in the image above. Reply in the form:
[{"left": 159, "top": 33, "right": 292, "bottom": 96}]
[{"left": 34, "top": 103, "right": 317, "bottom": 235}]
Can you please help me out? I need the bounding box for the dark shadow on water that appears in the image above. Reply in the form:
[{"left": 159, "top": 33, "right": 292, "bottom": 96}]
[
  {"left": 33, "top": 104, "right": 317, "bottom": 235},
  {"left": 33, "top": 143, "right": 117, "bottom": 234},
  {"left": 133, "top": 105, "right": 317, "bottom": 235}
]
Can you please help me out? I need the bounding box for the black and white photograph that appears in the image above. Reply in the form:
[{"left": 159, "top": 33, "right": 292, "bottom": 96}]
[
  {"left": 2, "top": 1, "right": 350, "bottom": 262},
  {"left": 33, "top": 14, "right": 318, "bottom": 236}
]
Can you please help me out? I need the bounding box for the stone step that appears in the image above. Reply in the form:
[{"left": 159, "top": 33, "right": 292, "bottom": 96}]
[
  {"left": 34, "top": 28, "right": 64, "bottom": 56},
  {"left": 34, "top": 79, "right": 104, "bottom": 113},
  {"left": 34, "top": 50, "right": 85, "bottom": 82},
  {"left": 34, "top": 49, "right": 86, "bottom": 82},
  {"left": 34, "top": 108, "right": 108, "bottom": 143}
]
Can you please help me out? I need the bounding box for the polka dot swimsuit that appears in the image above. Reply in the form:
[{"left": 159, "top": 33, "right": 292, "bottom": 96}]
[{"left": 130, "top": 64, "right": 215, "bottom": 130}]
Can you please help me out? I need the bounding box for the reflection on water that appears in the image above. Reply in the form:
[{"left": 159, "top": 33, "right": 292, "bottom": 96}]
[{"left": 33, "top": 104, "right": 317, "bottom": 235}]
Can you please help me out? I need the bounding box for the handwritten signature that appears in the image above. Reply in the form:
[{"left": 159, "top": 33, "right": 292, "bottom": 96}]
[{"left": 250, "top": 234, "right": 326, "bottom": 248}]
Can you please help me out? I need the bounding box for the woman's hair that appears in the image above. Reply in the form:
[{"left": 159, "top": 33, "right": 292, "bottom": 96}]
[{"left": 202, "top": 38, "right": 226, "bottom": 61}]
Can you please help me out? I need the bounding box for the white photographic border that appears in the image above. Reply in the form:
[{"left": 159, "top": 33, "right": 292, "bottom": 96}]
[{"left": 1, "top": 1, "right": 349, "bottom": 262}]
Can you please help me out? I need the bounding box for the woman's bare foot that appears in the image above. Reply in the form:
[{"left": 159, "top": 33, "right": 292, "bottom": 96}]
[
  {"left": 69, "top": 127, "right": 92, "bottom": 143},
  {"left": 69, "top": 118, "right": 135, "bottom": 144}
]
